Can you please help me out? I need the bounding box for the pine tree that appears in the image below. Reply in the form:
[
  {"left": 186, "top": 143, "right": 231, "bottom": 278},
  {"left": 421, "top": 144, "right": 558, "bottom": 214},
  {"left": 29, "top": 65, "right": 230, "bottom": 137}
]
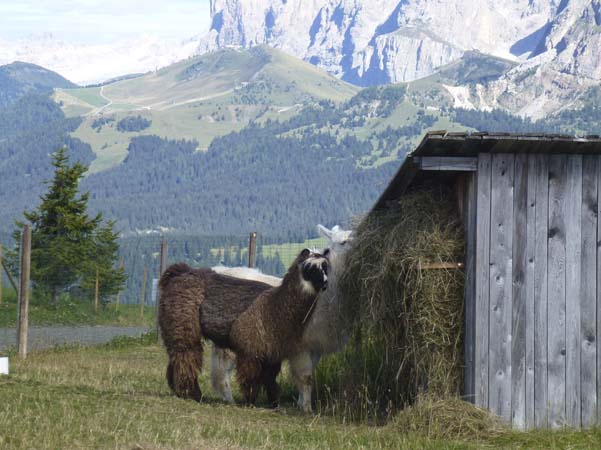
[{"left": 13, "top": 147, "right": 125, "bottom": 303}]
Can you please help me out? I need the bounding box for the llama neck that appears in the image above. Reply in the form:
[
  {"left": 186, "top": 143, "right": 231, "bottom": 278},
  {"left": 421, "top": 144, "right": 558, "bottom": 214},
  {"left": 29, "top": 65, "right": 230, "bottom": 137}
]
[{"left": 273, "top": 269, "right": 321, "bottom": 329}]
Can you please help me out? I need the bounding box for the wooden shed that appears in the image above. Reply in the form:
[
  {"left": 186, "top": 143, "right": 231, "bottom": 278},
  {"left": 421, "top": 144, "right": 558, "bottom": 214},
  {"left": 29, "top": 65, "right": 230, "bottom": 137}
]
[{"left": 374, "top": 131, "right": 601, "bottom": 430}]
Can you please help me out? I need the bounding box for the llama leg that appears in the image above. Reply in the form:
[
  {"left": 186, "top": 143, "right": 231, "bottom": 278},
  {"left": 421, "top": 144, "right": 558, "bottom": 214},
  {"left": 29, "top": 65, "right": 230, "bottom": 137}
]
[
  {"left": 211, "top": 346, "right": 235, "bottom": 403},
  {"left": 166, "top": 361, "right": 175, "bottom": 392},
  {"left": 236, "top": 356, "right": 262, "bottom": 406},
  {"left": 290, "top": 352, "right": 314, "bottom": 412},
  {"left": 261, "top": 362, "right": 282, "bottom": 409},
  {"left": 170, "top": 348, "right": 204, "bottom": 402}
]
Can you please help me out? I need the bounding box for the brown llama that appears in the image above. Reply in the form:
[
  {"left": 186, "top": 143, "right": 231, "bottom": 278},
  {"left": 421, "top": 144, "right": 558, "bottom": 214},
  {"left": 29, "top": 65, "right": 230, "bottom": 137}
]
[
  {"left": 158, "top": 264, "right": 272, "bottom": 401},
  {"left": 229, "top": 248, "right": 330, "bottom": 407},
  {"left": 158, "top": 248, "right": 328, "bottom": 406}
]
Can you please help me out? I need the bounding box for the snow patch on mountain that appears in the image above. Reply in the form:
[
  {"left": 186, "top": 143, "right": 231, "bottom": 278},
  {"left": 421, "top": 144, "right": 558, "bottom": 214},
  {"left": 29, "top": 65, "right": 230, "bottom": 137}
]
[
  {"left": 0, "top": 33, "right": 200, "bottom": 85},
  {"left": 443, "top": 85, "right": 475, "bottom": 110}
]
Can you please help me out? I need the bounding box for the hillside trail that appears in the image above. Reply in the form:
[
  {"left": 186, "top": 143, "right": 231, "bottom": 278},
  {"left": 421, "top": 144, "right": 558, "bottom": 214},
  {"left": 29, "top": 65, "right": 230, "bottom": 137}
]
[{"left": 85, "top": 85, "right": 113, "bottom": 116}]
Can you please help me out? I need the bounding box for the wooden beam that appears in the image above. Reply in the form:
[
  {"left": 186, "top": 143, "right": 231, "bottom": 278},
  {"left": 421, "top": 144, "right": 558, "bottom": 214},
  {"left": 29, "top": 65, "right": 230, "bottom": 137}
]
[
  {"left": 140, "top": 266, "right": 147, "bottom": 319},
  {"left": 115, "top": 257, "right": 123, "bottom": 311},
  {"left": 157, "top": 239, "right": 168, "bottom": 341},
  {"left": 94, "top": 267, "right": 100, "bottom": 315},
  {"left": 1, "top": 259, "right": 18, "bottom": 293},
  {"left": 414, "top": 156, "right": 478, "bottom": 171},
  {"left": 248, "top": 232, "right": 257, "bottom": 269},
  {"left": 418, "top": 261, "right": 464, "bottom": 270},
  {"left": 462, "top": 172, "right": 477, "bottom": 403},
  {"left": 475, "top": 153, "right": 492, "bottom": 410},
  {"left": 0, "top": 244, "right": 3, "bottom": 306},
  {"left": 17, "top": 225, "right": 31, "bottom": 359}
]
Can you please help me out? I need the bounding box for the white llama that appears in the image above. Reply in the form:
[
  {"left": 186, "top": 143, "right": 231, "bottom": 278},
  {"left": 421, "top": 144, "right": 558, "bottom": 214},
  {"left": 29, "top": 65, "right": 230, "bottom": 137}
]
[
  {"left": 210, "top": 225, "right": 352, "bottom": 411},
  {"left": 289, "top": 224, "right": 352, "bottom": 412}
]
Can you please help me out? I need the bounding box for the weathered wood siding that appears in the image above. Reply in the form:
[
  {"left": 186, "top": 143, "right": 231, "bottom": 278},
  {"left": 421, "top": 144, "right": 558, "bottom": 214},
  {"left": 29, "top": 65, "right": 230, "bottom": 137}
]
[{"left": 468, "top": 153, "right": 599, "bottom": 429}]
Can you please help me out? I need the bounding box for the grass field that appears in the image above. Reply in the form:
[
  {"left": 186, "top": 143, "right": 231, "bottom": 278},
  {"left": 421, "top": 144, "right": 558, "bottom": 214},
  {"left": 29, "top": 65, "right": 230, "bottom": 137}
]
[
  {"left": 0, "top": 287, "right": 155, "bottom": 328},
  {"left": 210, "top": 237, "right": 329, "bottom": 269},
  {"left": 1, "top": 335, "right": 600, "bottom": 449}
]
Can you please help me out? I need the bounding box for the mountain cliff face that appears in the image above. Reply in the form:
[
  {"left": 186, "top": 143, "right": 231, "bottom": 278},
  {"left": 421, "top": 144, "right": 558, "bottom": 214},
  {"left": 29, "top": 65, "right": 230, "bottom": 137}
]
[{"left": 203, "top": 0, "right": 601, "bottom": 117}]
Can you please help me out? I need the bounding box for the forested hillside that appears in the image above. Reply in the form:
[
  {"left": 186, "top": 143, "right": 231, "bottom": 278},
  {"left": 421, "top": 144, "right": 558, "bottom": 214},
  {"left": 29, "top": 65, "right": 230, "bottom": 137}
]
[
  {"left": 0, "top": 94, "right": 95, "bottom": 231},
  {"left": 2, "top": 56, "right": 600, "bottom": 303},
  {"left": 0, "top": 61, "right": 76, "bottom": 108},
  {"left": 1, "top": 81, "right": 596, "bottom": 239}
]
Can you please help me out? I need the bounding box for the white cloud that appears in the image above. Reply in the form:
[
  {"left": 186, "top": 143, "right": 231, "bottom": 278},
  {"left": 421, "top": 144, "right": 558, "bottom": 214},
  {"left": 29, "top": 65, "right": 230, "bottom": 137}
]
[{"left": 0, "top": 0, "right": 211, "bottom": 43}]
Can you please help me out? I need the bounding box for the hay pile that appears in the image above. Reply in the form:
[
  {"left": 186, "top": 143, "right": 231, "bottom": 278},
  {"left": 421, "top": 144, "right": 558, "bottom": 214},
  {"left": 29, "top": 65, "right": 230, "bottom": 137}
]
[
  {"left": 392, "top": 394, "right": 504, "bottom": 441},
  {"left": 316, "top": 187, "right": 465, "bottom": 419}
]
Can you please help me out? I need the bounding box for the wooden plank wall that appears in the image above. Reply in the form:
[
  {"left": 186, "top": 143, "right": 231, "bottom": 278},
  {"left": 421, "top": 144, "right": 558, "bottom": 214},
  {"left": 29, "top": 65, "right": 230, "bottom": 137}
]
[{"left": 470, "top": 153, "right": 599, "bottom": 429}]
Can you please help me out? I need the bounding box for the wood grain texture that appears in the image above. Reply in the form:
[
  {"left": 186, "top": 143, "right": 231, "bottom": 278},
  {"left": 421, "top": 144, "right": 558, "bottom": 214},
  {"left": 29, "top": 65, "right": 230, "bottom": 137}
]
[
  {"left": 534, "top": 153, "right": 549, "bottom": 428},
  {"left": 475, "top": 153, "right": 492, "bottom": 408},
  {"left": 581, "top": 155, "right": 597, "bottom": 427},
  {"left": 565, "top": 155, "right": 582, "bottom": 427},
  {"left": 463, "top": 172, "right": 478, "bottom": 402},
  {"left": 547, "top": 154, "right": 568, "bottom": 428},
  {"left": 417, "top": 156, "right": 478, "bottom": 171},
  {"left": 511, "top": 153, "right": 528, "bottom": 429},
  {"left": 525, "top": 154, "right": 537, "bottom": 429},
  {"left": 488, "top": 153, "right": 514, "bottom": 422}
]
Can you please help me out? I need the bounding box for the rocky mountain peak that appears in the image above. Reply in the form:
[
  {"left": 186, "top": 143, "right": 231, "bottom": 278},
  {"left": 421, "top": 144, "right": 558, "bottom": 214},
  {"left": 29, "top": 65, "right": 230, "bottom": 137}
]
[{"left": 202, "top": 0, "right": 601, "bottom": 117}]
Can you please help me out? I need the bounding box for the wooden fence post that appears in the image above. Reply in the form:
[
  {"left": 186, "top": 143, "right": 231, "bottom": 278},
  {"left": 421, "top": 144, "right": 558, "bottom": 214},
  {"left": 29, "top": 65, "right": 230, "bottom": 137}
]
[
  {"left": 0, "top": 243, "right": 3, "bottom": 306},
  {"left": 17, "top": 224, "right": 31, "bottom": 359},
  {"left": 115, "top": 257, "right": 123, "bottom": 311},
  {"left": 157, "top": 239, "right": 168, "bottom": 339},
  {"left": 1, "top": 258, "right": 18, "bottom": 293},
  {"left": 94, "top": 267, "right": 100, "bottom": 314},
  {"left": 140, "top": 266, "right": 147, "bottom": 319},
  {"left": 248, "top": 232, "right": 257, "bottom": 269}
]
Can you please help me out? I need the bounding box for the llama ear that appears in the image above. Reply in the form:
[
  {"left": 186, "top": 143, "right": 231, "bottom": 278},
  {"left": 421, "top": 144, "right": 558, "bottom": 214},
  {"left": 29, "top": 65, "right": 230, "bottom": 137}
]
[
  {"left": 317, "top": 224, "right": 332, "bottom": 240},
  {"left": 300, "top": 248, "right": 311, "bottom": 258}
]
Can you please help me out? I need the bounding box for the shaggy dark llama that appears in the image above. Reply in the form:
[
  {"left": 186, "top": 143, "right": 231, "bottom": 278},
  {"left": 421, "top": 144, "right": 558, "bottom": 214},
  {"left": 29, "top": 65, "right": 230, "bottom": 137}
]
[{"left": 158, "top": 248, "right": 329, "bottom": 406}]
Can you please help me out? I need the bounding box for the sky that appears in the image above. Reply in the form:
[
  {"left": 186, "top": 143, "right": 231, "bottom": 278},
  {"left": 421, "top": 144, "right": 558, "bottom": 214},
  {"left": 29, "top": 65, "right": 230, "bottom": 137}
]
[{"left": 0, "top": 0, "right": 212, "bottom": 44}]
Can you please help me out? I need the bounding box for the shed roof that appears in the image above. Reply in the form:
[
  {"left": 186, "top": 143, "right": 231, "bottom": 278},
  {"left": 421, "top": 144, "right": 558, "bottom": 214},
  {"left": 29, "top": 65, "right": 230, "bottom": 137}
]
[{"left": 373, "top": 131, "right": 601, "bottom": 211}]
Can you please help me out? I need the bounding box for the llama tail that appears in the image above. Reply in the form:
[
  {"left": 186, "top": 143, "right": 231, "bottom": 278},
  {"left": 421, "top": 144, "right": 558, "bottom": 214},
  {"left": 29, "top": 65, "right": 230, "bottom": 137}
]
[
  {"left": 166, "top": 349, "right": 204, "bottom": 402},
  {"left": 158, "top": 262, "right": 205, "bottom": 401}
]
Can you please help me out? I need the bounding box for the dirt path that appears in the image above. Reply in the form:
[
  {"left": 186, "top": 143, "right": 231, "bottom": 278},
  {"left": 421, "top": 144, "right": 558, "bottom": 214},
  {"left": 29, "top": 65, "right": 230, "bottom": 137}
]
[{"left": 0, "top": 325, "right": 149, "bottom": 352}]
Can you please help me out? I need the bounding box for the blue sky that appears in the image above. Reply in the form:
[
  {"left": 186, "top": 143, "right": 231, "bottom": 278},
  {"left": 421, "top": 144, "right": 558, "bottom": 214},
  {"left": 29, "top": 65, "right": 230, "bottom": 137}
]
[{"left": 0, "top": 0, "right": 212, "bottom": 43}]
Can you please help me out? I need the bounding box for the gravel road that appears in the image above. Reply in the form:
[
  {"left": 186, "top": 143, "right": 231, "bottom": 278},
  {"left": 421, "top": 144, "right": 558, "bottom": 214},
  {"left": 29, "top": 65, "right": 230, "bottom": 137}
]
[{"left": 0, "top": 326, "right": 150, "bottom": 352}]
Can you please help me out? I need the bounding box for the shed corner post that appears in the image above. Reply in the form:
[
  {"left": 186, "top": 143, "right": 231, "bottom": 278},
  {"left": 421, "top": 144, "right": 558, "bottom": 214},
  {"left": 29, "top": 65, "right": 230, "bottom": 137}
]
[{"left": 461, "top": 170, "right": 478, "bottom": 404}]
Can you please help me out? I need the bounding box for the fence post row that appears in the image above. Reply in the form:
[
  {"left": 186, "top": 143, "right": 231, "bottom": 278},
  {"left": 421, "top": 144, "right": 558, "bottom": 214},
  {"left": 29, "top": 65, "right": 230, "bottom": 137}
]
[
  {"left": 17, "top": 225, "right": 31, "bottom": 359},
  {"left": 94, "top": 267, "right": 100, "bottom": 314},
  {"left": 0, "top": 243, "right": 3, "bottom": 306},
  {"left": 157, "top": 239, "right": 168, "bottom": 340},
  {"left": 1, "top": 254, "right": 18, "bottom": 293},
  {"left": 140, "top": 266, "right": 147, "bottom": 318},
  {"left": 248, "top": 232, "right": 257, "bottom": 269},
  {"left": 115, "top": 257, "right": 123, "bottom": 311}
]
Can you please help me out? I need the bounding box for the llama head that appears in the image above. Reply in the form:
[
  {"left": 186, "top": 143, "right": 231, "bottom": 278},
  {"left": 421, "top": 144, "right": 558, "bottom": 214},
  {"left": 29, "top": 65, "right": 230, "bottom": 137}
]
[
  {"left": 317, "top": 224, "right": 353, "bottom": 261},
  {"left": 296, "top": 248, "right": 330, "bottom": 295}
]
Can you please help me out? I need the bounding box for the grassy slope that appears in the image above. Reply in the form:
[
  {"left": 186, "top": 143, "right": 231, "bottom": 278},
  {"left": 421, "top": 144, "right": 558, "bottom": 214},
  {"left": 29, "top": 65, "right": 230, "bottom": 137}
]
[
  {"left": 1, "top": 339, "right": 600, "bottom": 449},
  {"left": 53, "top": 47, "right": 492, "bottom": 175},
  {"left": 54, "top": 47, "right": 359, "bottom": 173}
]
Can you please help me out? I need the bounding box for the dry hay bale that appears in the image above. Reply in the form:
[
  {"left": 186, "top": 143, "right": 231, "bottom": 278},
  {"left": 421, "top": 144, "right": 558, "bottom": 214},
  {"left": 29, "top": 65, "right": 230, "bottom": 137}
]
[
  {"left": 318, "top": 186, "right": 465, "bottom": 418},
  {"left": 392, "top": 394, "right": 505, "bottom": 441}
]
